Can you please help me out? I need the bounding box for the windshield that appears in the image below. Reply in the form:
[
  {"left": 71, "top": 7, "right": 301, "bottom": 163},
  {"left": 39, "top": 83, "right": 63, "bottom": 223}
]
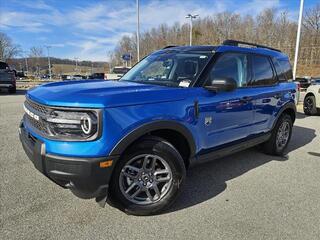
[
  {"left": 0, "top": 62, "right": 9, "bottom": 70},
  {"left": 120, "top": 51, "right": 213, "bottom": 87}
]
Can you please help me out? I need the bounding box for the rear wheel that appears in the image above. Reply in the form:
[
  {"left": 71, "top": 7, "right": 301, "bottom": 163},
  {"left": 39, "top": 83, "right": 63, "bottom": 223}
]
[
  {"left": 304, "top": 95, "right": 317, "bottom": 115},
  {"left": 261, "top": 114, "right": 293, "bottom": 156},
  {"left": 109, "top": 136, "right": 186, "bottom": 215}
]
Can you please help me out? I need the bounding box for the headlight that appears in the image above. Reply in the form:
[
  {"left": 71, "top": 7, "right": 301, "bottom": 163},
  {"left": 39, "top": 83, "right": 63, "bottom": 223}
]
[{"left": 46, "top": 110, "right": 100, "bottom": 140}]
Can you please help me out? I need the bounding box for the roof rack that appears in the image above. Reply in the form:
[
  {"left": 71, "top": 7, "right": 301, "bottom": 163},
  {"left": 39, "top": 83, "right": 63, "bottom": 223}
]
[
  {"left": 222, "top": 40, "right": 281, "bottom": 52},
  {"left": 162, "top": 45, "right": 178, "bottom": 49}
]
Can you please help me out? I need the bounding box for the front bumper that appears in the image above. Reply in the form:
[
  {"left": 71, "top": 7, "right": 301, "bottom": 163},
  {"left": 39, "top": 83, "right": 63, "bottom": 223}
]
[
  {"left": 0, "top": 83, "right": 15, "bottom": 88},
  {"left": 19, "top": 122, "right": 118, "bottom": 199}
]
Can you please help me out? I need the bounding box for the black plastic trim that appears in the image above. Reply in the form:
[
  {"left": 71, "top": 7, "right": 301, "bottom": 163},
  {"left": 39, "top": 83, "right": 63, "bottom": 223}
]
[
  {"left": 19, "top": 122, "right": 117, "bottom": 199},
  {"left": 273, "top": 102, "right": 297, "bottom": 126},
  {"left": 110, "top": 120, "right": 196, "bottom": 158},
  {"left": 190, "top": 132, "right": 271, "bottom": 167}
]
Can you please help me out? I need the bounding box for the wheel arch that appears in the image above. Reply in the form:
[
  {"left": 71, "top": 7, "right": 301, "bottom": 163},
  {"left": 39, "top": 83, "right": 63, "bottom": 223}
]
[
  {"left": 273, "top": 102, "right": 296, "bottom": 129},
  {"left": 109, "top": 121, "right": 196, "bottom": 168},
  {"left": 305, "top": 92, "right": 315, "bottom": 99}
]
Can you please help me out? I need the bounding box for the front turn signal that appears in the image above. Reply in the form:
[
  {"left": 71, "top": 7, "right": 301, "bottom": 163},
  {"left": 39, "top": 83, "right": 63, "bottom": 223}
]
[{"left": 100, "top": 160, "right": 113, "bottom": 168}]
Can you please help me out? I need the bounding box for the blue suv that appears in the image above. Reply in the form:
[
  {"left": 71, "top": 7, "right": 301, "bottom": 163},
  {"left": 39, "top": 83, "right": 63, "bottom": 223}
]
[{"left": 19, "top": 40, "right": 297, "bottom": 215}]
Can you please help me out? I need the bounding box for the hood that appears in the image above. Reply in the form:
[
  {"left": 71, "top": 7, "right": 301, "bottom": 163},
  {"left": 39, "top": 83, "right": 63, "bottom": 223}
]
[{"left": 27, "top": 80, "right": 189, "bottom": 108}]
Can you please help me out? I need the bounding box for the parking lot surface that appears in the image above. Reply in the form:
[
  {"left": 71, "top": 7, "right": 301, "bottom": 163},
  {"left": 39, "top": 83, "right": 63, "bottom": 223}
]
[{"left": 1, "top": 91, "right": 320, "bottom": 240}]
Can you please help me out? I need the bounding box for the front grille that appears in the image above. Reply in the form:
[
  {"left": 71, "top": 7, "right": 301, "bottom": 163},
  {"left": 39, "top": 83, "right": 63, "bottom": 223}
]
[
  {"left": 25, "top": 98, "right": 49, "bottom": 115},
  {"left": 24, "top": 98, "right": 50, "bottom": 135},
  {"left": 25, "top": 114, "right": 49, "bottom": 134}
]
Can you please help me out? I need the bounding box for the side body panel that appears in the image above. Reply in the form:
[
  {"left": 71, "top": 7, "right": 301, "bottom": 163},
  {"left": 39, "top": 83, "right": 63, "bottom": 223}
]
[{"left": 307, "top": 85, "right": 320, "bottom": 108}]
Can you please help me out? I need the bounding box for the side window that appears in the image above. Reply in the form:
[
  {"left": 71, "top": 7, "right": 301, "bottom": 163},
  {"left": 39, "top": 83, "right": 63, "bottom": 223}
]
[
  {"left": 279, "top": 59, "right": 293, "bottom": 81},
  {"left": 206, "top": 53, "right": 249, "bottom": 87},
  {"left": 250, "top": 55, "right": 276, "bottom": 86},
  {"left": 273, "top": 58, "right": 293, "bottom": 82},
  {"left": 273, "top": 59, "right": 287, "bottom": 82}
]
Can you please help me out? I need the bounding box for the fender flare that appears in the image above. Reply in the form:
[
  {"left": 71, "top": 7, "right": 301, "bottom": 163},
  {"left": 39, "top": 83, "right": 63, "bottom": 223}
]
[
  {"left": 109, "top": 120, "right": 196, "bottom": 158},
  {"left": 272, "top": 102, "right": 296, "bottom": 129}
]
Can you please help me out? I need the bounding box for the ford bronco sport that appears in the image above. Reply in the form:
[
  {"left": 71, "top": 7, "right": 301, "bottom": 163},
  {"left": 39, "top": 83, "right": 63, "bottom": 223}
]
[{"left": 19, "top": 40, "right": 297, "bottom": 215}]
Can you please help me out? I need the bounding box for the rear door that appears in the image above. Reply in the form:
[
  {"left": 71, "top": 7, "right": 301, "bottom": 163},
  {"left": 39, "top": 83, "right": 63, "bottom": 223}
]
[{"left": 248, "top": 54, "right": 281, "bottom": 133}]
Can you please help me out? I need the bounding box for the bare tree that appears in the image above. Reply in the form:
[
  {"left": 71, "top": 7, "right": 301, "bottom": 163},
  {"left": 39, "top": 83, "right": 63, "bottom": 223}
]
[
  {"left": 29, "top": 46, "right": 44, "bottom": 58},
  {"left": 28, "top": 46, "right": 44, "bottom": 76},
  {"left": 111, "top": 6, "right": 320, "bottom": 76},
  {"left": 303, "top": 4, "right": 320, "bottom": 32},
  {"left": 0, "top": 32, "right": 21, "bottom": 61}
]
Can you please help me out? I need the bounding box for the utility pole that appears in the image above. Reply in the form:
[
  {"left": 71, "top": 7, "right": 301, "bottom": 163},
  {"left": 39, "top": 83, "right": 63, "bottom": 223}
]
[
  {"left": 45, "top": 46, "right": 52, "bottom": 80},
  {"left": 185, "top": 14, "right": 199, "bottom": 46},
  {"left": 136, "top": 0, "right": 140, "bottom": 62},
  {"left": 293, "top": 0, "right": 304, "bottom": 80},
  {"left": 25, "top": 57, "right": 29, "bottom": 75},
  {"left": 74, "top": 57, "right": 79, "bottom": 74}
]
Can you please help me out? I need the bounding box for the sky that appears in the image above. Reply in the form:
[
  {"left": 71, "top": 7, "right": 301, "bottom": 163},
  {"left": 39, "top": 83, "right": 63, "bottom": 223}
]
[{"left": 0, "top": 0, "right": 318, "bottom": 61}]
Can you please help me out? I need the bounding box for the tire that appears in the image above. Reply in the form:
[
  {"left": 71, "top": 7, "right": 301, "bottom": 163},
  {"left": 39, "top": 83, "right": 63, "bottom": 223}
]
[
  {"left": 8, "top": 86, "right": 16, "bottom": 94},
  {"left": 261, "top": 114, "right": 293, "bottom": 156},
  {"left": 304, "top": 95, "right": 317, "bottom": 115},
  {"left": 109, "top": 136, "right": 186, "bottom": 216}
]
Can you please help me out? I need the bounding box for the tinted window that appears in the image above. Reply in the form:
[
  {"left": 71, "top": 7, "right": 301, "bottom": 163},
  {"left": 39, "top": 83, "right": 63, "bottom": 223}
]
[
  {"left": 279, "top": 59, "right": 293, "bottom": 80},
  {"left": 251, "top": 55, "right": 276, "bottom": 86},
  {"left": 207, "top": 53, "right": 249, "bottom": 87},
  {"left": 273, "top": 59, "right": 286, "bottom": 82},
  {"left": 0, "top": 62, "right": 9, "bottom": 70}
]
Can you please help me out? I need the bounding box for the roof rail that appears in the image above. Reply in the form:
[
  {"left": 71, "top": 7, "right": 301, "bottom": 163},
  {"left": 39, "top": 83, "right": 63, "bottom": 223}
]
[
  {"left": 162, "top": 45, "right": 178, "bottom": 49},
  {"left": 222, "top": 39, "right": 281, "bottom": 52}
]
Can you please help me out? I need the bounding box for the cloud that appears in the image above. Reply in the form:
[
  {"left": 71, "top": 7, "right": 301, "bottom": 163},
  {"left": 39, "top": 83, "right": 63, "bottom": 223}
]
[
  {"left": 0, "top": 0, "right": 290, "bottom": 61},
  {"left": 0, "top": 11, "right": 50, "bottom": 32},
  {"left": 234, "top": 0, "right": 281, "bottom": 16}
]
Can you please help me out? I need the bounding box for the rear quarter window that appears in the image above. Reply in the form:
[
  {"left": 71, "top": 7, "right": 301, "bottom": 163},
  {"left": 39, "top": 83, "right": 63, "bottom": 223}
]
[
  {"left": 278, "top": 59, "right": 293, "bottom": 81},
  {"left": 250, "top": 55, "right": 276, "bottom": 86},
  {"left": 273, "top": 59, "right": 293, "bottom": 82}
]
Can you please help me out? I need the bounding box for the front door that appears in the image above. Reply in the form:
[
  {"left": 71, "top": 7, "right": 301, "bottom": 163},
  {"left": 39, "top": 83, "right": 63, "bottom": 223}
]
[{"left": 197, "top": 52, "right": 255, "bottom": 152}]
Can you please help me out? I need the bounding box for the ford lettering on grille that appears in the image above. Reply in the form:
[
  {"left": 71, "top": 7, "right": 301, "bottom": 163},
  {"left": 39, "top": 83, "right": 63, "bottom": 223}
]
[{"left": 23, "top": 104, "right": 40, "bottom": 121}]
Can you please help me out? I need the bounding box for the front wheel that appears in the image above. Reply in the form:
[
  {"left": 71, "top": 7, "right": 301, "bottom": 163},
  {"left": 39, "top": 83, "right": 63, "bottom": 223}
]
[
  {"left": 109, "top": 136, "right": 186, "bottom": 215},
  {"left": 261, "top": 114, "right": 293, "bottom": 156}
]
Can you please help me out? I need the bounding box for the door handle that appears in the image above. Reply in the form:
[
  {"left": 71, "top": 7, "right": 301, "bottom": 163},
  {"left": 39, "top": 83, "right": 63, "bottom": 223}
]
[{"left": 240, "top": 96, "right": 253, "bottom": 103}]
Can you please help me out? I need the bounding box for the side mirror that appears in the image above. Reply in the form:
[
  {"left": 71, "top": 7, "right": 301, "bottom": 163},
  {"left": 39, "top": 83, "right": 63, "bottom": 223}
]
[{"left": 205, "top": 77, "right": 237, "bottom": 92}]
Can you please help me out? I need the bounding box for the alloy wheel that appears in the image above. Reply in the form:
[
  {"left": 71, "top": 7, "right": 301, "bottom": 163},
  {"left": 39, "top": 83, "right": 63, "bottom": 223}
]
[
  {"left": 276, "top": 121, "right": 290, "bottom": 150},
  {"left": 119, "top": 154, "right": 173, "bottom": 205}
]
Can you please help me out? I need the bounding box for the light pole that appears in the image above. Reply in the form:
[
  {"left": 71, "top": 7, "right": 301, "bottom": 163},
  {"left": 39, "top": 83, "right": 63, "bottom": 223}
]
[
  {"left": 74, "top": 57, "right": 79, "bottom": 74},
  {"left": 293, "top": 0, "right": 304, "bottom": 80},
  {"left": 185, "top": 14, "right": 199, "bottom": 46},
  {"left": 136, "top": 0, "right": 140, "bottom": 62},
  {"left": 45, "top": 46, "right": 52, "bottom": 80},
  {"left": 21, "top": 51, "right": 29, "bottom": 75}
]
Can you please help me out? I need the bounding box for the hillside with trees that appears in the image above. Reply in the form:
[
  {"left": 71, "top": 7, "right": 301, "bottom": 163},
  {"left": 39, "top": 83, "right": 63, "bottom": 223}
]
[{"left": 110, "top": 5, "right": 320, "bottom": 76}]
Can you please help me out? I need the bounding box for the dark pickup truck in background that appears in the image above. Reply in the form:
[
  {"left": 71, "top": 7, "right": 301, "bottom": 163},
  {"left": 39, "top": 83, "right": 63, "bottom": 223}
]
[{"left": 0, "top": 61, "right": 16, "bottom": 94}]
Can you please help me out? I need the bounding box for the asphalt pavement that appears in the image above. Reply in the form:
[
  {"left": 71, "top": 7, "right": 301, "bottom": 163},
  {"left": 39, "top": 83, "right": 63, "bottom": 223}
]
[{"left": 1, "top": 90, "right": 320, "bottom": 240}]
